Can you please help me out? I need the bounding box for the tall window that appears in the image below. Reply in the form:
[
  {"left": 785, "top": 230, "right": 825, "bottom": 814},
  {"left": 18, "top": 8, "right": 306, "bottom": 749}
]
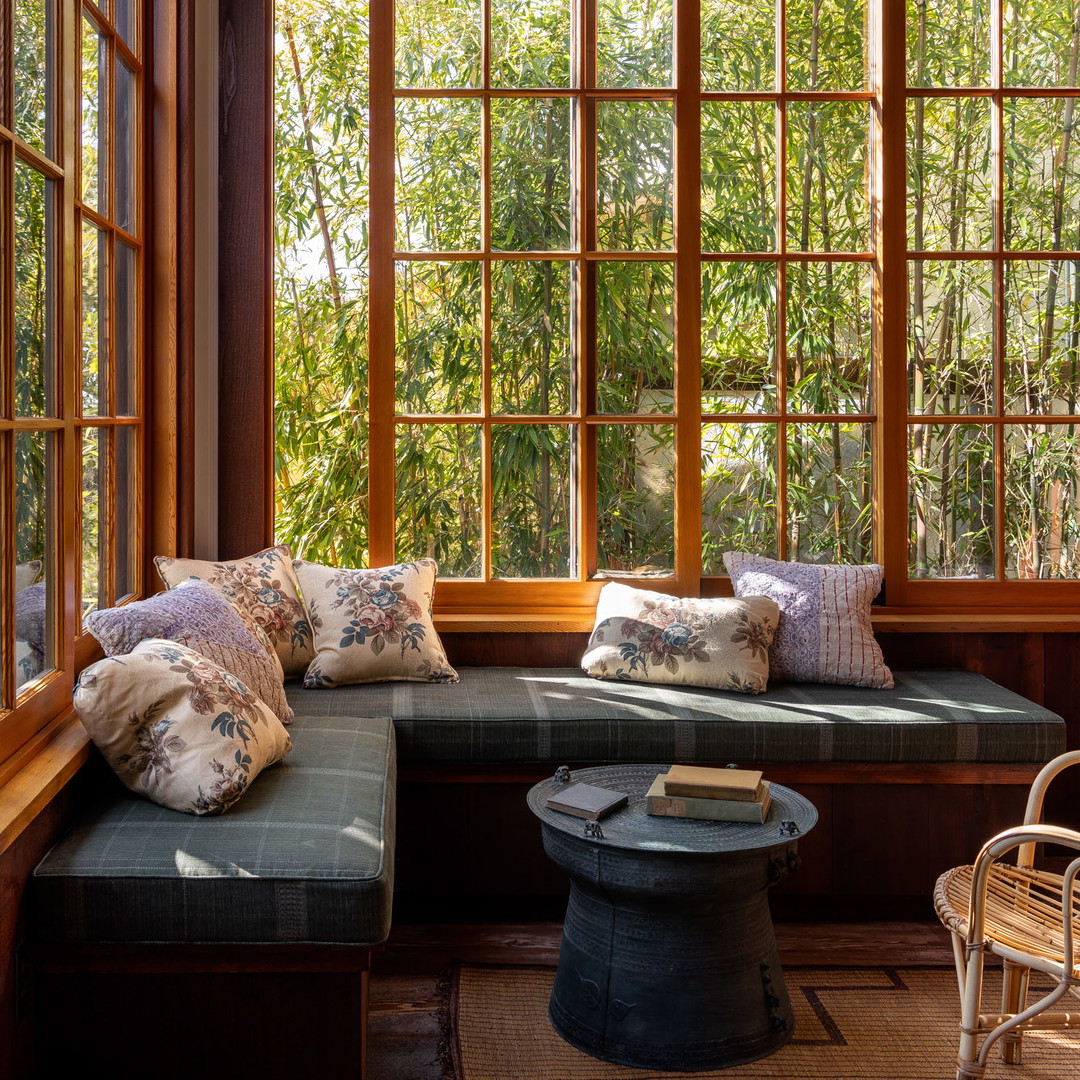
[
  {"left": 908, "top": 0, "right": 1080, "bottom": 587},
  {"left": 2, "top": 0, "right": 144, "bottom": 757},
  {"left": 274, "top": 0, "right": 1080, "bottom": 619}
]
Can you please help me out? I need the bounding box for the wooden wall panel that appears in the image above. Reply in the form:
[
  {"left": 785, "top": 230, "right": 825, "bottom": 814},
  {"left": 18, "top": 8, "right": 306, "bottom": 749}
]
[
  {"left": 217, "top": 0, "right": 274, "bottom": 559},
  {"left": 0, "top": 780, "right": 83, "bottom": 1079}
]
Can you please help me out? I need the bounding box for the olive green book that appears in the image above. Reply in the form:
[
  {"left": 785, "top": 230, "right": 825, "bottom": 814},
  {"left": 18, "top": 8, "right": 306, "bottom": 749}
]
[
  {"left": 646, "top": 774, "right": 772, "bottom": 823},
  {"left": 662, "top": 764, "right": 765, "bottom": 802}
]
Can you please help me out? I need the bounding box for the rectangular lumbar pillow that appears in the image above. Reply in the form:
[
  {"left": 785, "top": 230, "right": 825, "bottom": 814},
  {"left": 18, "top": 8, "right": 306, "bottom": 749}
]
[
  {"left": 292, "top": 557, "right": 458, "bottom": 687},
  {"left": 74, "top": 639, "right": 292, "bottom": 815},
  {"left": 83, "top": 580, "right": 293, "bottom": 723},
  {"left": 155, "top": 544, "right": 314, "bottom": 677},
  {"left": 581, "top": 581, "right": 778, "bottom": 694},
  {"left": 723, "top": 551, "right": 893, "bottom": 689}
]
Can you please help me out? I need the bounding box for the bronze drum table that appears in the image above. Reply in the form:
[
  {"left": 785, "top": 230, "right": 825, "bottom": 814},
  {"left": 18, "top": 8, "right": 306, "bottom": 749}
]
[{"left": 527, "top": 763, "right": 817, "bottom": 1071}]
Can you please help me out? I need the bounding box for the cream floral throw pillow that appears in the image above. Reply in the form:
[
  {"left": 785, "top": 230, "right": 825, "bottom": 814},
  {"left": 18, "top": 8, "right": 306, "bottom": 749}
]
[
  {"left": 581, "top": 582, "right": 779, "bottom": 694},
  {"left": 155, "top": 544, "right": 313, "bottom": 677},
  {"left": 723, "top": 551, "right": 894, "bottom": 688},
  {"left": 292, "top": 558, "right": 458, "bottom": 687},
  {"left": 74, "top": 639, "right": 292, "bottom": 815}
]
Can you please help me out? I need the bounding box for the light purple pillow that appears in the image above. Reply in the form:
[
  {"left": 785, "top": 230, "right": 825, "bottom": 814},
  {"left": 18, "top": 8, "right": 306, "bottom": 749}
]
[
  {"left": 723, "top": 552, "right": 893, "bottom": 689},
  {"left": 83, "top": 581, "right": 293, "bottom": 722}
]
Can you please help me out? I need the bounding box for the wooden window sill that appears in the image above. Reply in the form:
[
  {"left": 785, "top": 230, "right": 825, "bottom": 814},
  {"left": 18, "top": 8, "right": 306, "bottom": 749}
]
[
  {"left": 434, "top": 610, "right": 1080, "bottom": 634},
  {"left": 0, "top": 712, "right": 90, "bottom": 856}
]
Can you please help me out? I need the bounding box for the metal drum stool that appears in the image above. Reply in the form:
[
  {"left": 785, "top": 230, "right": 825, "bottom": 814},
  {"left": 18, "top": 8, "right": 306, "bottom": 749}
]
[{"left": 528, "top": 763, "right": 817, "bottom": 1071}]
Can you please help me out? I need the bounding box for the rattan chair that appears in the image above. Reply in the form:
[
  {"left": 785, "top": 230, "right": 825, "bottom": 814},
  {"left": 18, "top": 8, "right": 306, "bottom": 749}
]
[{"left": 935, "top": 749, "right": 1080, "bottom": 1080}]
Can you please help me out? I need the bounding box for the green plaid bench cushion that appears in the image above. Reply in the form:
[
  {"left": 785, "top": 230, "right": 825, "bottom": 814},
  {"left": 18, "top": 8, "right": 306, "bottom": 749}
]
[
  {"left": 32, "top": 714, "right": 395, "bottom": 946},
  {"left": 284, "top": 668, "right": 1064, "bottom": 766}
]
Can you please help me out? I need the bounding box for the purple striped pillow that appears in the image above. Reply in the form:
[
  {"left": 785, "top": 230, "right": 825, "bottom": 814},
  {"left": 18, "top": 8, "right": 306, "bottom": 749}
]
[{"left": 722, "top": 552, "right": 893, "bottom": 689}]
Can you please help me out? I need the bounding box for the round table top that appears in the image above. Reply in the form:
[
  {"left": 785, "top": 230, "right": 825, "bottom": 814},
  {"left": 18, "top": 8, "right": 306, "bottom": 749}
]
[{"left": 527, "top": 763, "right": 818, "bottom": 855}]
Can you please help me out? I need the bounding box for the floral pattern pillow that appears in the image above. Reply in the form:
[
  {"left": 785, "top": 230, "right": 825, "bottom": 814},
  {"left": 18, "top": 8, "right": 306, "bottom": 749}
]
[
  {"left": 84, "top": 580, "right": 293, "bottom": 723},
  {"left": 73, "top": 639, "right": 292, "bottom": 815},
  {"left": 292, "top": 558, "right": 458, "bottom": 687},
  {"left": 723, "top": 551, "right": 894, "bottom": 688},
  {"left": 581, "top": 582, "right": 779, "bottom": 694},
  {"left": 155, "top": 545, "right": 313, "bottom": 677}
]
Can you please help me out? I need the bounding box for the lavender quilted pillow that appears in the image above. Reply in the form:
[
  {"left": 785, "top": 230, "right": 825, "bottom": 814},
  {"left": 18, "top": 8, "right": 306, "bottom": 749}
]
[
  {"left": 723, "top": 552, "right": 893, "bottom": 689},
  {"left": 83, "top": 580, "right": 293, "bottom": 722}
]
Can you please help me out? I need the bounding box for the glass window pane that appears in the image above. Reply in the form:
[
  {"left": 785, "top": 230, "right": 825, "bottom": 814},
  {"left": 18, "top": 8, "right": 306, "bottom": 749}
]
[
  {"left": 702, "top": 262, "right": 778, "bottom": 415},
  {"left": 702, "top": 422, "right": 779, "bottom": 573},
  {"left": 787, "top": 102, "right": 870, "bottom": 252},
  {"left": 1003, "top": 98, "right": 1080, "bottom": 252},
  {"left": 702, "top": 102, "right": 776, "bottom": 253},
  {"left": 1005, "top": 5, "right": 1080, "bottom": 87},
  {"left": 14, "top": 0, "right": 54, "bottom": 156},
  {"left": 15, "top": 163, "right": 55, "bottom": 418},
  {"left": 116, "top": 241, "right": 138, "bottom": 415},
  {"left": 907, "top": 97, "right": 992, "bottom": 251},
  {"left": 395, "top": 424, "right": 482, "bottom": 576},
  {"left": 787, "top": 261, "right": 871, "bottom": 414},
  {"left": 1005, "top": 260, "right": 1080, "bottom": 416},
  {"left": 15, "top": 431, "right": 55, "bottom": 690},
  {"left": 596, "top": 424, "right": 674, "bottom": 577},
  {"left": 82, "top": 428, "right": 106, "bottom": 619},
  {"left": 395, "top": 0, "right": 481, "bottom": 88},
  {"left": 786, "top": 0, "right": 867, "bottom": 91},
  {"left": 491, "top": 261, "right": 572, "bottom": 415},
  {"left": 596, "top": 262, "right": 674, "bottom": 414},
  {"left": 116, "top": 426, "right": 137, "bottom": 599},
  {"left": 82, "top": 221, "right": 107, "bottom": 416},
  {"left": 909, "top": 260, "right": 993, "bottom": 414},
  {"left": 491, "top": 0, "right": 570, "bottom": 88},
  {"left": 116, "top": 56, "right": 137, "bottom": 234},
  {"left": 82, "top": 15, "right": 105, "bottom": 213},
  {"left": 787, "top": 422, "right": 873, "bottom": 563},
  {"left": 597, "top": 0, "right": 672, "bottom": 88},
  {"left": 395, "top": 260, "right": 482, "bottom": 414},
  {"left": 1005, "top": 425, "right": 1080, "bottom": 577},
  {"left": 702, "top": 0, "right": 775, "bottom": 91},
  {"left": 396, "top": 98, "right": 481, "bottom": 251},
  {"left": 906, "top": 0, "right": 990, "bottom": 87},
  {"left": 492, "top": 424, "right": 574, "bottom": 577},
  {"left": 115, "top": 0, "right": 137, "bottom": 54},
  {"left": 909, "top": 422, "right": 995, "bottom": 578},
  {"left": 490, "top": 97, "right": 571, "bottom": 251},
  {"left": 596, "top": 102, "right": 674, "bottom": 252}
]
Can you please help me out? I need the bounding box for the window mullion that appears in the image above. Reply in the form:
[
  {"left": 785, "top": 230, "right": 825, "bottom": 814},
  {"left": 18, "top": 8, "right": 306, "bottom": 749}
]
[
  {"left": 876, "top": 0, "right": 909, "bottom": 601},
  {"left": 674, "top": 0, "right": 702, "bottom": 589},
  {"left": 367, "top": 0, "right": 396, "bottom": 567}
]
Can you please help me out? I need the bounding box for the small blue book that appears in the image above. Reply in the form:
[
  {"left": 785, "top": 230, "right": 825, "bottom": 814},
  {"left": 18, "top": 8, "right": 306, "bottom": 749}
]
[{"left": 546, "top": 782, "right": 628, "bottom": 821}]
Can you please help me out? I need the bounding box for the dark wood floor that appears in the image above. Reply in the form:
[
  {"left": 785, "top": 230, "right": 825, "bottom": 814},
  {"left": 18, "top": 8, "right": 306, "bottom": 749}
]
[{"left": 367, "top": 920, "right": 955, "bottom": 1080}]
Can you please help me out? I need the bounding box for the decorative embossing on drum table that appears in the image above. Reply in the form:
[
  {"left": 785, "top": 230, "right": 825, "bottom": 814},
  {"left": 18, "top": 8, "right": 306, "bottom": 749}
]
[{"left": 527, "top": 763, "right": 818, "bottom": 1071}]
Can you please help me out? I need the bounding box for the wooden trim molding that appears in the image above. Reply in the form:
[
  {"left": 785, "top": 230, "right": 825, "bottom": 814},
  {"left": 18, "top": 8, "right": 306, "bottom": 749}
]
[{"left": 217, "top": 0, "right": 274, "bottom": 559}]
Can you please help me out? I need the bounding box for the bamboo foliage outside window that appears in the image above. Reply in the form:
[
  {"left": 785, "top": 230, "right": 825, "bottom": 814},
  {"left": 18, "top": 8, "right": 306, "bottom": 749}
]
[{"left": 274, "top": 0, "right": 1080, "bottom": 616}]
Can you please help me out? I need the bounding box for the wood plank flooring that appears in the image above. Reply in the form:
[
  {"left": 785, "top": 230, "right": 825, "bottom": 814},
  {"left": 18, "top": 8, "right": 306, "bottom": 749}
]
[{"left": 367, "top": 920, "right": 956, "bottom": 1080}]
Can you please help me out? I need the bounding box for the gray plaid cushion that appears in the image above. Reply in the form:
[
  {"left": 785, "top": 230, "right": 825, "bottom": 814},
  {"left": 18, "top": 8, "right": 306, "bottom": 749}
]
[
  {"left": 285, "top": 668, "right": 1064, "bottom": 765},
  {"left": 33, "top": 714, "right": 394, "bottom": 946}
]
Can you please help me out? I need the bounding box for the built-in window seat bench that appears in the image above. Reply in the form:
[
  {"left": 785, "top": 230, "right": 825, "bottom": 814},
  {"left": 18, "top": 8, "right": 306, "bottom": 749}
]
[{"left": 28, "top": 666, "right": 1064, "bottom": 1079}]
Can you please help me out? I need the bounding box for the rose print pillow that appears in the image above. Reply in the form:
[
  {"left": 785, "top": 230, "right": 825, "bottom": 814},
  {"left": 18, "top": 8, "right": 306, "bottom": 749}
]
[
  {"left": 73, "top": 639, "right": 292, "bottom": 815},
  {"left": 581, "top": 582, "right": 779, "bottom": 694},
  {"left": 292, "top": 558, "right": 458, "bottom": 687},
  {"left": 155, "top": 544, "right": 313, "bottom": 677}
]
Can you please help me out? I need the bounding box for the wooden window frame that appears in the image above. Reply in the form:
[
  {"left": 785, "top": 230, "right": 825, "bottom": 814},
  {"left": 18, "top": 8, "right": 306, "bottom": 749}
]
[
  {"left": 0, "top": 0, "right": 156, "bottom": 780},
  {"left": 360, "top": 0, "right": 1080, "bottom": 627}
]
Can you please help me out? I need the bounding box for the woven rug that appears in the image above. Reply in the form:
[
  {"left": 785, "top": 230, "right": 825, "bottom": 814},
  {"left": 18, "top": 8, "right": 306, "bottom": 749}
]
[{"left": 439, "top": 963, "right": 1080, "bottom": 1079}]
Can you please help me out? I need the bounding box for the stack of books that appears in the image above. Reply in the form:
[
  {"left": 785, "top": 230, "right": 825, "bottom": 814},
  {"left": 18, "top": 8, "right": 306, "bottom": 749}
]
[{"left": 646, "top": 765, "right": 772, "bottom": 823}]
